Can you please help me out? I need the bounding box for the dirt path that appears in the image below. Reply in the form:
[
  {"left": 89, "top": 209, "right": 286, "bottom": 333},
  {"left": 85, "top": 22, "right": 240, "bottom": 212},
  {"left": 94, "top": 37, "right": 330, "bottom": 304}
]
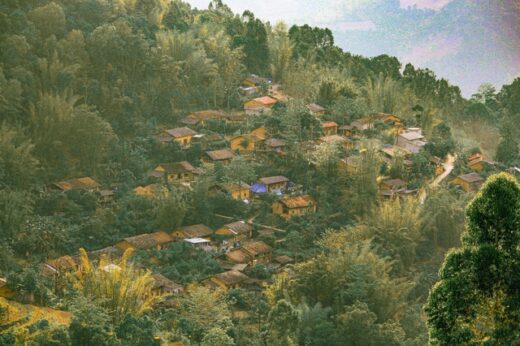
[{"left": 419, "top": 154, "right": 456, "bottom": 204}]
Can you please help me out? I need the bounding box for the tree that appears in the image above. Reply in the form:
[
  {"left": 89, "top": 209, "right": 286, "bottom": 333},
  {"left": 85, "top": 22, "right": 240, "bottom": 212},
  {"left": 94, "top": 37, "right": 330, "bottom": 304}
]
[
  {"left": 269, "top": 22, "right": 293, "bottom": 83},
  {"left": 266, "top": 299, "right": 299, "bottom": 345},
  {"left": 425, "top": 173, "right": 520, "bottom": 345},
  {"left": 28, "top": 2, "right": 66, "bottom": 39},
  {"left": 74, "top": 248, "right": 166, "bottom": 324},
  {"left": 0, "top": 189, "right": 33, "bottom": 242},
  {"left": 0, "top": 124, "right": 39, "bottom": 189},
  {"left": 116, "top": 314, "right": 160, "bottom": 346},
  {"left": 201, "top": 327, "right": 235, "bottom": 346},
  {"left": 495, "top": 124, "right": 519, "bottom": 165}
]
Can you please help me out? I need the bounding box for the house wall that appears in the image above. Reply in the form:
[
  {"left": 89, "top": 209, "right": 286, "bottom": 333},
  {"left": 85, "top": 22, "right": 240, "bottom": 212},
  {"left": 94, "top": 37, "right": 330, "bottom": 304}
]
[
  {"left": 230, "top": 136, "right": 255, "bottom": 153},
  {"left": 322, "top": 127, "right": 338, "bottom": 136},
  {"left": 266, "top": 181, "right": 287, "bottom": 192},
  {"left": 174, "top": 135, "right": 193, "bottom": 147}
]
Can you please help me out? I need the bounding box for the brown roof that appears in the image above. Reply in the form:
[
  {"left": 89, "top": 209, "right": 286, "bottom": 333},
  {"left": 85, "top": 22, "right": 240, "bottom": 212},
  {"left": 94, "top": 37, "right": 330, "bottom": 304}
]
[
  {"left": 274, "top": 255, "right": 294, "bottom": 264},
  {"left": 223, "top": 221, "right": 253, "bottom": 235},
  {"left": 468, "top": 158, "right": 496, "bottom": 167},
  {"left": 190, "top": 110, "right": 225, "bottom": 120},
  {"left": 152, "top": 273, "right": 183, "bottom": 293},
  {"left": 213, "top": 270, "right": 250, "bottom": 285},
  {"left": 225, "top": 249, "right": 252, "bottom": 263},
  {"left": 222, "top": 182, "right": 251, "bottom": 192},
  {"left": 155, "top": 161, "right": 196, "bottom": 175},
  {"left": 205, "top": 149, "right": 235, "bottom": 161},
  {"left": 457, "top": 173, "right": 484, "bottom": 183},
  {"left": 54, "top": 177, "right": 100, "bottom": 191},
  {"left": 165, "top": 127, "right": 197, "bottom": 138},
  {"left": 251, "top": 96, "right": 277, "bottom": 106},
  {"left": 382, "top": 179, "right": 407, "bottom": 189},
  {"left": 339, "top": 125, "right": 354, "bottom": 130},
  {"left": 88, "top": 246, "right": 123, "bottom": 261},
  {"left": 278, "top": 195, "right": 315, "bottom": 209},
  {"left": 260, "top": 176, "right": 289, "bottom": 185},
  {"left": 176, "top": 224, "right": 213, "bottom": 238},
  {"left": 321, "top": 121, "right": 338, "bottom": 128},
  {"left": 242, "top": 241, "right": 272, "bottom": 256},
  {"left": 122, "top": 231, "right": 173, "bottom": 249},
  {"left": 307, "top": 103, "right": 325, "bottom": 113},
  {"left": 180, "top": 115, "right": 200, "bottom": 126},
  {"left": 265, "top": 138, "right": 285, "bottom": 148}
]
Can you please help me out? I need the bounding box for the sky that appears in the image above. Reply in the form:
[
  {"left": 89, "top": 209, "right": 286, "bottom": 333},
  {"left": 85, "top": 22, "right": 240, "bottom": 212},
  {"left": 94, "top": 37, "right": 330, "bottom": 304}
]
[{"left": 186, "top": 0, "right": 520, "bottom": 96}]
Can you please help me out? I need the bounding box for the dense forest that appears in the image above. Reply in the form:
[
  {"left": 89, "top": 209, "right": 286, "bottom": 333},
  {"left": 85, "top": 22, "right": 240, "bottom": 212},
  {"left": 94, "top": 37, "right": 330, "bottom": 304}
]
[{"left": 0, "top": 0, "right": 519, "bottom": 345}]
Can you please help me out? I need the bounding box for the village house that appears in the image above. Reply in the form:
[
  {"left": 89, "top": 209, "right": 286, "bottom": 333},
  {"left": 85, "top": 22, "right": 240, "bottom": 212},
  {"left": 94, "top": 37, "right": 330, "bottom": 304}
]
[
  {"left": 338, "top": 125, "right": 354, "bottom": 137},
  {"left": 220, "top": 182, "right": 251, "bottom": 201},
  {"left": 243, "top": 74, "right": 270, "bottom": 87},
  {"left": 319, "top": 134, "right": 355, "bottom": 150},
  {"left": 99, "top": 189, "right": 115, "bottom": 203},
  {"left": 40, "top": 255, "right": 79, "bottom": 278},
  {"left": 320, "top": 121, "right": 338, "bottom": 136},
  {"left": 270, "top": 89, "right": 290, "bottom": 102},
  {"left": 171, "top": 224, "right": 213, "bottom": 240},
  {"left": 380, "top": 178, "right": 408, "bottom": 192},
  {"left": 87, "top": 246, "right": 123, "bottom": 262},
  {"left": 376, "top": 113, "right": 404, "bottom": 128},
  {"left": 307, "top": 103, "right": 326, "bottom": 117},
  {"left": 160, "top": 127, "right": 198, "bottom": 147},
  {"left": 0, "top": 278, "right": 15, "bottom": 298},
  {"left": 195, "top": 132, "right": 226, "bottom": 149},
  {"left": 148, "top": 161, "right": 199, "bottom": 184},
  {"left": 204, "top": 270, "right": 253, "bottom": 290},
  {"left": 151, "top": 273, "right": 184, "bottom": 295},
  {"left": 258, "top": 175, "right": 289, "bottom": 193},
  {"left": 180, "top": 110, "right": 225, "bottom": 127},
  {"left": 133, "top": 184, "right": 168, "bottom": 199},
  {"left": 53, "top": 177, "right": 100, "bottom": 192},
  {"left": 338, "top": 156, "right": 361, "bottom": 174},
  {"left": 239, "top": 85, "right": 258, "bottom": 96},
  {"left": 223, "top": 241, "right": 273, "bottom": 266},
  {"left": 229, "top": 133, "right": 265, "bottom": 154},
  {"left": 183, "top": 237, "right": 212, "bottom": 249},
  {"left": 467, "top": 153, "right": 496, "bottom": 172},
  {"left": 264, "top": 138, "right": 286, "bottom": 154},
  {"left": 430, "top": 156, "right": 445, "bottom": 176},
  {"left": 244, "top": 96, "right": 277, "bottom": 116},
  {"left": 223, "top": 112, "right": 247, "bottom": 124},
  {"left": 451, "top": 173, "right": 485, "bottom": 192},
  {"left": 273, "top": 255, "right": 294, "bottom": 266},
  {"left": 204, "top": 149, "right": 236, "bottom": 164},
  {"left": 350, "top": 117, "right": 373, "bottom": 131},
  {"left": 272, "top": 195, "right": 317, "bottom": 220},
  {"left": 116, "top": 231, "right": 173, "bottom": 252},
  {"left": 215, "top": 221, "right": 253, "bottom": 242},
  {"left": 396, "top": 128, "right": 427, "bottom": 154}
]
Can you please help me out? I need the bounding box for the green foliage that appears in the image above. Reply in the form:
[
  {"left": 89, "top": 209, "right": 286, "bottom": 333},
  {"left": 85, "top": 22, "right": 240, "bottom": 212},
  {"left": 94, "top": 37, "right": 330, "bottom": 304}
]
[
  {"left": 426, "top": 173, "right": 520, "bottom": 345},
  {"left": 201, "top": 327, "right": 235, "bottom": 346}
]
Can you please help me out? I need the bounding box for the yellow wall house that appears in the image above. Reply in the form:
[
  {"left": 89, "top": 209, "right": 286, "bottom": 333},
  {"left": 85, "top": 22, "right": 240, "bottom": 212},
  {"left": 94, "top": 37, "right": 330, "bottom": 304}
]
[
  {"left": 451, "top": 173, "right": 485, "bottom": 193},
  {"left": 215, "top": 221, "right": 253, "bottom": 241},
  {"left": 320, "top": 121, "right": 338, "bottom": 136},
  {"left": 171, "top": 224, "right": 214, "bottom": 240},
  {"left": 307, "top": 103, "right": 326, "bottom": 117},
  {"left": 53, "top": 177, "right": 100, "bottom": 192},
  {"left": 116, "top": 231, "right": 173, "bottom": 252},
  {"left": 205, "top": 270, "right": 252, "bottom": 290},
  {"left": 221, "top": 182, "right": 251, "bottom": 201},
  {"left": 468, "top": 156, "right": 496, "bottom": 172},
  {"left": 229, "top": 133, "right": 264, "bottom": 154},
  {"left": 259, "top": 176, "right": 289, "bottom": 193},
  {"left": 204, "top": 149, "right": 236, "bottom": 165},
  {"left": 162, "top": 127, "right": 198, "bottom": 147},
  {"left": 244, "top": 96, "right": 277, "bottom": 116},
  {"left": 224, "top": 241, "right": 273, "bottom": 266},
  {"left": 272, "top": 195, "right": 317, "bottom": 220},
  {"left": 148, "top": 161, "right": 199, "bottom": 184}
]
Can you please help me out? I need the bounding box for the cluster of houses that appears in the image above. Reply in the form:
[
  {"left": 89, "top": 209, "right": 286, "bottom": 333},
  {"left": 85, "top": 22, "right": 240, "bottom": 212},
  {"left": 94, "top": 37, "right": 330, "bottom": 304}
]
[{"left": 35, "top": 73, "right": 520, "bottom": 307}]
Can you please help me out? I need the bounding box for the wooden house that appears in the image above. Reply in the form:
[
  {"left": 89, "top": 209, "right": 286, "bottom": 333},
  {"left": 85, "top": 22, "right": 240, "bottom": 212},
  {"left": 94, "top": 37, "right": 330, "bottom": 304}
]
[
  {"left": 376, "top": 113, "right": 404, "bottom": 128},
  {"left": 468, "top": 156, "right": 496, "bottom": 172},
  {"left": 451, "top": 173, "right": 484, "bottom": 192},
  {"left": 380, "top": 178, "right": 408, "bottom": 192},
  {"left": 320, "top": 121, "right": 338, "bottom": 136},
  {"left": 350, "top": 117, "right": 373, "bottom": 131},
  {"left": 181, "top": 110, "right": 225, "bottom": 127},
  {"left": 273, "top": 255, "right": 294, "bottom": 266},
  {"left": 148, "top": 161, "right": 199, "bottom": 184},
  {"left": 151, "top": 274, "right": 183, "bottom": 295},
  {"left": 265, "top": 138, "right": 286, "bottom": 154},
  {"left": 243, "top": 74, "right": 270, "bottom": 87},
  {"left": 396, "top": 128, "right": 427, "bottom": 154},
  {"left": 338, "top": 125, "right": 354, "bottom": 137},
  {"left": 307, "top": 103, "right": 326, "bottom": 117},
  {"left": 215, "top": 221, "right": 253, "bottom": 241},
  {"left": 161, "top": 127, "right": 198, "bottom": 147},
  {"left": 183, "top": 237, "right": 211, "bottom": 249},
  {"left": 205, "top": 270, "right": 252, "bottom": 290},
  {"left": 40, "top": 256, "right": 78, "bottom": 278},
  {"left": 224, "top": 241, "right": 272, "bottom": 266},
  {"left": 53, "top": 177, "right": 100, "bottom": 192},
  {"left": 116, "top": 231, "right": 173, "bottom": 252},
  {"left": 221, "top": 182, "right": 251, "bottom": 201},
  {"left": 272, "top": 195, "right": 316, "bottom": 220},
  {"left": 229, "top": 133, "right": 264, "bottom": 154},
  {"left": 204, "top": 149, "right": 236, "bottom": 164},
  {"left": 319, "top": 135, "right": 354, "bottom": 150},
  {"left": 133, "top": 184, "right": 168, "bottom": 199},
  {"left": 172, "top": 224, "right": 213, "bottom": 240},
  {"left": 338, "top": 156, "right": 360, "bottom": 174},
  {"left": 244, "top": 96, "right": 277, "bottom": 116},
  {"left": 259, "top": 176, "right": 289, "bottom": 193}
]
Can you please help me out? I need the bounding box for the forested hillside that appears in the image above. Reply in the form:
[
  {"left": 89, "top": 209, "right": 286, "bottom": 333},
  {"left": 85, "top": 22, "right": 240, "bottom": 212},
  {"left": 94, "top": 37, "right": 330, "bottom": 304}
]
[{"left": 0, "top": 0, "right": 518, "bottom": 345}]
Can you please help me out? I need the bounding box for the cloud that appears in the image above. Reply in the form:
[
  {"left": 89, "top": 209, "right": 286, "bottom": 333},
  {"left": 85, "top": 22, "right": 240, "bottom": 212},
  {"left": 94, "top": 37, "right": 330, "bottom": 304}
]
[
  {"left": 400, "top": 0, "right": 452, "bottom": 10},
  {"left": 332, "top": 20, "right": 377, "bottom": 31}
]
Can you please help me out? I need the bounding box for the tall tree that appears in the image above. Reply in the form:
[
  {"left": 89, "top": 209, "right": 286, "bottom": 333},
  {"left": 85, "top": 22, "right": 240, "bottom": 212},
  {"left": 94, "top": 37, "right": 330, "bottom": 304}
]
[{"left": 425, "top": 173, "right": 520, "bottom": 345}]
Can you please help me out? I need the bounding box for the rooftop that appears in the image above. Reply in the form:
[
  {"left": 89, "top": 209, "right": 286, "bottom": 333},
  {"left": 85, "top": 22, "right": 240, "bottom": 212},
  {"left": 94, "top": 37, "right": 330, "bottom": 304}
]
[
  {"left": 205, "top": 149, "right": 235, "bottom": 161},
  {"left": 165, "top": 127, "right": 197, "bottom": 138},
  {"left": 457, "top": 173, "right": 484, "bottom": 183},
  {"left": 279, "top": 195, "right": 315, "bottom": 209},
  {"left": 176, "top": 224, "right": 213, "bottom": 238},
  {"left": 260, "top": 176, "right": 289, "bottom": 185}
]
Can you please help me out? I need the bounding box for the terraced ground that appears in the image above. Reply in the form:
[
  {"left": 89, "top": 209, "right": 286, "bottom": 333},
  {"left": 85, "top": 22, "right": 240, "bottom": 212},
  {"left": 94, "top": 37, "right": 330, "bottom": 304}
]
[{"left": 0, "top": 297, "right": 71, "bottom": 336}]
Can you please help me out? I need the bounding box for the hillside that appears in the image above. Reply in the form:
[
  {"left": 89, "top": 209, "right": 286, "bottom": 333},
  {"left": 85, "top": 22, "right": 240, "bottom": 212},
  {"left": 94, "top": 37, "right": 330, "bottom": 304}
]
[{"left": 0, "top": 0, "right": 519, "bottom": 345}]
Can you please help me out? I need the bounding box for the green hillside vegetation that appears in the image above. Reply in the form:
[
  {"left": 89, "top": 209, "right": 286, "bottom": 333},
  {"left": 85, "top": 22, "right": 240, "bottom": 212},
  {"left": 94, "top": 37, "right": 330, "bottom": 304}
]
[{"left": 0, "top": 0, "right": 519, "bottom": 345}]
